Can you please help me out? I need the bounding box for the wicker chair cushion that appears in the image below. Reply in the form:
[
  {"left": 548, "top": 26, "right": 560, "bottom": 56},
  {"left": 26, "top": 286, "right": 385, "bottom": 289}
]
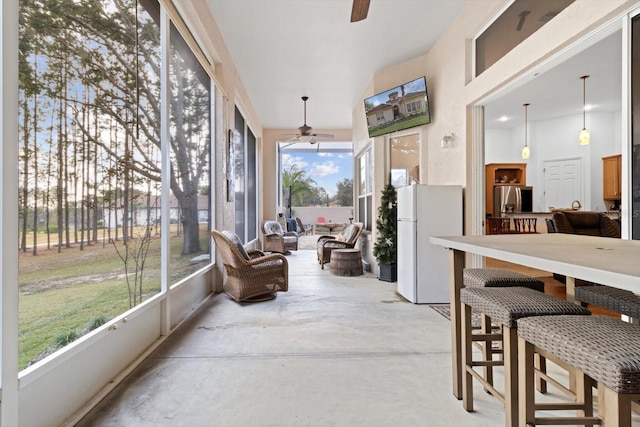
[
  {"left": 222, "top": 230, "right": 250, "bottom": 260},
  {"left": 282, "top": 236, "right": 297, "bottom": 244},
  {"left": 575, "top": 285, "right": 640, "bottom": 319},
  {"left": 517, "top": 315, "right": 640, "bottom": 394},
  {"left": 263, "top": 220, "right": 284, "bottom": 235},
  {"left": 460, "top": 287, "right": 590, "bottom": 327},
  {"left": 463, "top": 268, "right": 545, "bottom": 292},
  {"left": 342, "top": 224, "right": 358, "bottom": 243}
]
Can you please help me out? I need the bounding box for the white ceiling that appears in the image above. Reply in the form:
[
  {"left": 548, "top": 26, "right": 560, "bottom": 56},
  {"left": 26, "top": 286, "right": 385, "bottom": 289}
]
[
  {"left": 206, "top": 0, "right": 468, "bottom": 131},
  {"left": 205, "top": 1, "right": 621, "bottom": 134},
  {"left": 484, "top": 29, "right": 622, "bottom": 130}
]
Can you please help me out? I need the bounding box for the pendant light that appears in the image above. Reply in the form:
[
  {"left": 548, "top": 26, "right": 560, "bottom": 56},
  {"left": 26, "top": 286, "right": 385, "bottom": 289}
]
[
  {"left": 521, "top": 103, "right": 530, "bottom": 159},
  {"left": 579, "top": 75, "right": 590, "bottom": 145}
]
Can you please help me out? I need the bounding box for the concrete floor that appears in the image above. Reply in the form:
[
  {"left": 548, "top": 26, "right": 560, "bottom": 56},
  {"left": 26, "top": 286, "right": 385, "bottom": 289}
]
[{"left": 77, "top": 248, "right": 637, "bottom": 426}]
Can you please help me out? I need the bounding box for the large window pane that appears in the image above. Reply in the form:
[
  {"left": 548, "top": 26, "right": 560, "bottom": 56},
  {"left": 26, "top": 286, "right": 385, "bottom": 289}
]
[
  {"left": 18, "top": 0, "right": 161, "bottom": 369},
  {"left": 279, "top": 142, "right": 354, "bottom": 214},
  {"left": 247, "top": 128, "right": 257, "bottom": 241},
  {"left": 357, "top": 149, "right": 372, "bottom": 231},
  {"left": 475, "top": 0, "right": 575, "bottom": 76},
  {"left": 168, "top": 23, "right": 211, "bottom": 281},
  {"left": 632, "top": 15, "right": 640, "bottom": 240},
  {"left": 234, "top": 107, "right": 246, "bottom": 241}
]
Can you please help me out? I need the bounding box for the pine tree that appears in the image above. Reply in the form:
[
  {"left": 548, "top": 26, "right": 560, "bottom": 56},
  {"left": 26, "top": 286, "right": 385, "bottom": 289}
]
[{"left": 373, "top": 178, "right": 397, "bottom": 265}]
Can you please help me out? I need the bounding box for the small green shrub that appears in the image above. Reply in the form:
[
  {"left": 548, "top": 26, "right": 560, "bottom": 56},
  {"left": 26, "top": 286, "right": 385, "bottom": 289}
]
[
  {"left": 54, "top": 330, "right": 79, "bottom": 348},
  {"left": 86, "top": 315, "right": 107, "bottom": 331}
]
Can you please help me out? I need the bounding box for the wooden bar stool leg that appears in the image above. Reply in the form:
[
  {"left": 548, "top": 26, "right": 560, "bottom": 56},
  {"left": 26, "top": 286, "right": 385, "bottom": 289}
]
[
  {"left": 518, "top": 336, "right": 535, "bottom": 427},
  {"left": 598, "top": 384, "right": 632, "bottom": 427},
  {"left": 575, "top": 370, "right": 592, "bottom": 427},
  {"left": 481, "top": 313, "right": 494, "bottom": 391},
  {"left": 503, "top": 326, "right": 518, "bottom": 427},
  {"left": 535, "top": 353, "right": 547, "bottom": 393},
  {"left": 462, "top": 303, "right": 474, "bottom": 411}
]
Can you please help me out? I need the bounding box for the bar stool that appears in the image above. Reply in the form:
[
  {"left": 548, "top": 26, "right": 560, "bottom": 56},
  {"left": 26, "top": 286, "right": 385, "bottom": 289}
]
[
  {"left": 460, "top": 287, "right": 590, "bottom": 427},
  {"left": 462, "top": 269, "right": 546, "bottom": 390},
  {"left": 517, "top": 315, "right": 640, "bottom": 426},
  {"left": 463, "top": 268, "right": 545, "bottom": 291},
  {"left": 575, "top": 285, "right": 640, "bottom": 324}
]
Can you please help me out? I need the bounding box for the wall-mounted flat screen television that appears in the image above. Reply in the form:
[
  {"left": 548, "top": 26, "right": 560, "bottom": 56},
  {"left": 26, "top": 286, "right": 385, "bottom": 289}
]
[{"left": 364, "top": 76, "right": 431, "bottom": 138}]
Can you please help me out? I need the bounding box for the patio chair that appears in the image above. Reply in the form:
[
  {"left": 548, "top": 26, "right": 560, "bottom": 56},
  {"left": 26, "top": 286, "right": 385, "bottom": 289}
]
[
  {"left": 295, "top": 217, "right": 313, "bottom": 236},
  {"left": 211, "top": 230, "right": 288, "bottom": 302},
  {"left": 317, "top": 222, "right": 363, "bottom": 269},
  {"left": 261, "top": 220, "right": 298, "bottom": 253}
]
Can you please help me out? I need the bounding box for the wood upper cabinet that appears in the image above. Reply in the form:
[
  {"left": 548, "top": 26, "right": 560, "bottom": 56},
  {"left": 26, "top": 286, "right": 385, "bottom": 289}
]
[
  {"left": 602, "top": 154, "right": 621, "bottom": 200},
  {"left": 485, "top": 163, "right": 527, "bottom": 216}
]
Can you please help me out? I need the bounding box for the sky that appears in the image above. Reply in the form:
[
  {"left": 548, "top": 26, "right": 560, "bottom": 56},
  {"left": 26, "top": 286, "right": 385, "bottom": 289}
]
[
  {"left": 364, "top": 76, "right": 427, "bottom": 110},
  {"left": 281, "top": 151, "right": 353, "bottom": 197}
]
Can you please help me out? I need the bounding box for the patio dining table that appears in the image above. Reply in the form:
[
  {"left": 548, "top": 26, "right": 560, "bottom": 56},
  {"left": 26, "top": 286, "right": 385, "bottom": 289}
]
[{"left": 430, "top": 233, "right": 640, "bottom": 400}]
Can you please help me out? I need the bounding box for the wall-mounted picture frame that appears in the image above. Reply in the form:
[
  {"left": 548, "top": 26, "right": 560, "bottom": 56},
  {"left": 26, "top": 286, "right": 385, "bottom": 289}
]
[
  {"left": 227, "top": 129, "right": 240, "bottom": 202},
  {"left": 391, "top": 168, "right": 407, "bottom": 188}
]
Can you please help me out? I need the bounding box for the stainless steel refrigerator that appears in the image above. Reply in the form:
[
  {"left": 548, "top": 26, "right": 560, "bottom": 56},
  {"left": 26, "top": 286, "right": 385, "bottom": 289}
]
[
  {"left": 493, "top": 185, "right": 533, "bottom": 214},
  {"left": 396, "top": 184, "right": 462, "bottom": 304}
]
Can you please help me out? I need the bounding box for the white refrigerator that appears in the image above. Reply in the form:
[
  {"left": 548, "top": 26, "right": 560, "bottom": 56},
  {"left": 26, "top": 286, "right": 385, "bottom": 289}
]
[{"left": 396, "top": 184, "right": 462, "bottom": 303}]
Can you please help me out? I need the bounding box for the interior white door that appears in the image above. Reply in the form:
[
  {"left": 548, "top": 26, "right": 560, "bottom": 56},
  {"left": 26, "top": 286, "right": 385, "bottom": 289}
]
[{"left": 544, "top": 158, "right": 583, "bottom": 210}]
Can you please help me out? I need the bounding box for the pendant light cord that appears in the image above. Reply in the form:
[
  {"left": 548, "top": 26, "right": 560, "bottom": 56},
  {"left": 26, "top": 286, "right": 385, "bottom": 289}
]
[
  {"left": 524, "top": 103, "right": 529, "bottom": 146},
  {"left": 580, "top": 75, "right": 589, "bottom": 129}
]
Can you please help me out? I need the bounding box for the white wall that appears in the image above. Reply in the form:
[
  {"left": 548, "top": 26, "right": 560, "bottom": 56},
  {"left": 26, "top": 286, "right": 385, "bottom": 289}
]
[{"left": 486, "top": 111, "right": 621, "bottom": 211}]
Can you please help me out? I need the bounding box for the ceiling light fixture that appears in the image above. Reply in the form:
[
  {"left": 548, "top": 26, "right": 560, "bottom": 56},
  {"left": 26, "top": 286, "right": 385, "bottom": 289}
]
[
  {"left": 579, "top": 75, "right": 590, "bottom": 145},
  {"left": 296, "top": 135, "right": 315, "bottom": 143},
  {"left": 522, "top": 103, "right": 530, "bottom": 159}
]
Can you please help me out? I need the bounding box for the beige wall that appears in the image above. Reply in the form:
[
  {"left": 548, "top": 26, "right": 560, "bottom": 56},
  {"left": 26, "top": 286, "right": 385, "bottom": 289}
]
[{"left": 352, "top": 0, "right": 637, "bottom": 269}]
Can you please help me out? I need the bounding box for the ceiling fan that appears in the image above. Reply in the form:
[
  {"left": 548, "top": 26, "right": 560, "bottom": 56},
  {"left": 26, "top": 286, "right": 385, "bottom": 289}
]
[
  {"left": 351, "top": 0, "right": 370, "bottom": 23},
  {"left": 284, "top": 96, "right": 334, "bottom": 144}
]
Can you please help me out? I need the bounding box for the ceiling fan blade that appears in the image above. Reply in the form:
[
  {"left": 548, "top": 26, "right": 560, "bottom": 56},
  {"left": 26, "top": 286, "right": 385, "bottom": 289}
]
[
  {"left": 350, "top": 0, "right": 370, "bottom": 23},
  {"left": 516, "top": 11, "right": 530, "bottom": 31},
  {"left": 313, "top": 133, "right": 334, "bottom": 138}
]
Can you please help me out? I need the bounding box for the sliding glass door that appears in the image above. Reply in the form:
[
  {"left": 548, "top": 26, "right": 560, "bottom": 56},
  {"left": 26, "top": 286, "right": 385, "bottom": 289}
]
[{"left": 632, "top": 13, "right": 640, "bottom": 239}]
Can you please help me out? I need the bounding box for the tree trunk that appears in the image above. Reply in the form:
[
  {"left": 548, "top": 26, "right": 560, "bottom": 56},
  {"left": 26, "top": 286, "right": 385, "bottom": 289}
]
[{"left": 21, "top": 97, "right": 30, "bottom": 253}]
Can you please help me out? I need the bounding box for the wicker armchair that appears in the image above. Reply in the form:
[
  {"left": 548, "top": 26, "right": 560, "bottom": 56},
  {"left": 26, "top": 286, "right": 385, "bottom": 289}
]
[
  {"left": 211, "top": 230, "right": 288, "bottom": 302},
  {"left": 295, "top": 217, "right": 313, "bottom": 236},
  {"left": 317, "top": 222, "right": 363, "bottom": 269},
  {"left": 260, "top": 220, "right": 298, "bottom": 253}
]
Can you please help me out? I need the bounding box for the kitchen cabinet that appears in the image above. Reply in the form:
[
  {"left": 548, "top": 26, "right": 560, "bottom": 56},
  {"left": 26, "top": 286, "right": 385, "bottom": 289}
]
[
  {"left": 485, "top": 163, "right": 527, "bottom": 216},
  {"left": 602, "top": 155, "right": 621, "bottom": 200}
]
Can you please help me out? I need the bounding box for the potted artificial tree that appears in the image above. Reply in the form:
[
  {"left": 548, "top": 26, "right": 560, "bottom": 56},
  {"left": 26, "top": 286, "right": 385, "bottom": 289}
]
[{"left": 373, "top": 178, "right": 397, "bottom": 282}]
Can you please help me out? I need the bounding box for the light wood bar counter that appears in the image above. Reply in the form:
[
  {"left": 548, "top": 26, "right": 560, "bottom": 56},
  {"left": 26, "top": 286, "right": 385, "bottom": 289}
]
[{"left": 430, "top": 233, "right": 640, "bottom": 400}]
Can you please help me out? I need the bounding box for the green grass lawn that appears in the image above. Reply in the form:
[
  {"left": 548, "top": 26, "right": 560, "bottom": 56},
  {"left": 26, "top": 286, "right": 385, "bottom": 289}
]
[
  {"left": 18, "top": 227, "right": 210, "bottom": 369},
  {"left": 368, "top": 114, "right": 430, "bottom": 138}
]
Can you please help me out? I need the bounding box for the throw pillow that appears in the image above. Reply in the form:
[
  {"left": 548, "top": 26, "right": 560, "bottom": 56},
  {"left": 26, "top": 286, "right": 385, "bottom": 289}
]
[
  {"left": 335, "top": 234, "right": 344, "bottom": 241},
  {"left": 221, "top": 230, "right": 250, "bottom": 260}
]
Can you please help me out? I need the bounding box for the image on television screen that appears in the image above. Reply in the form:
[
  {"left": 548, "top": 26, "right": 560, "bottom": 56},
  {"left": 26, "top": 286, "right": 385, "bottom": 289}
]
[{"left": 364, "top": 76, "right": 430, "bottom": 138}]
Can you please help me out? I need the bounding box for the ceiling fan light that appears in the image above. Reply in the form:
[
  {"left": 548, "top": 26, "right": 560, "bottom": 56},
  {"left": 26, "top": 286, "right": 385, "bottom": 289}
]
[
  {"left": 579, "top": 128, "right": 590, "bottom": 145},
  {"left": 298, "top": 135, "right": 313, "bottom": 143}
]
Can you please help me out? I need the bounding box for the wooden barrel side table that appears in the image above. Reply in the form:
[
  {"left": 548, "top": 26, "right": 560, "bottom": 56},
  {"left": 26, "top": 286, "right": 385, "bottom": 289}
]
[{"left": 330, "top": 249, "right": 363, "bottom": 276}]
